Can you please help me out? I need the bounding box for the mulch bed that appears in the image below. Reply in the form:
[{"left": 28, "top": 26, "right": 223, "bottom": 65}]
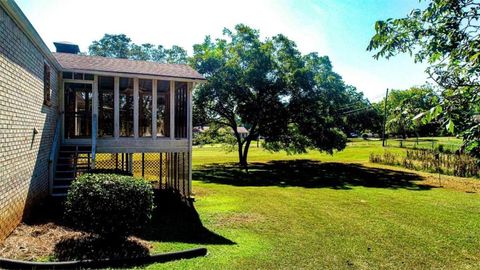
[
  {"left": 0, "top": 222, "right": 152, "bottom": 262},
  {"left": 0, "top": 222, "right": 80, "bottom": 261}
]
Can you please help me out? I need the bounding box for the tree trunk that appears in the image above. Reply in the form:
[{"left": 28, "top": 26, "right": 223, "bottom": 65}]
[
  {"left": 241, "top": 139, "right": 252, "bottom": 166},
  {"left": 238, "top": 139, "right": 251, "bottom": 172},
  {"left": 237, "top": 140, "right": 243, "bottom": 166}
]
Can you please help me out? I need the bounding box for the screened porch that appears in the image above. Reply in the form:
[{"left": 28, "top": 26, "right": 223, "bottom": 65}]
[{"left": 61, "top": 71, "right": 194, "bottom": 153}]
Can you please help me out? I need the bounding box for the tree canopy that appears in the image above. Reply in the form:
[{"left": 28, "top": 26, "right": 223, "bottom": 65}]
[
  {"left": 88, "top": 34, "right": 188, "bottom": 64},
  {"left": 368, "top": 0, "right": 480, "bottom": 158},
  {"left": 191, "top": 24, "right": 368, "bottom": 166},
  {"left": 376, "top": 86, "right": 441, "bottom": 138}
]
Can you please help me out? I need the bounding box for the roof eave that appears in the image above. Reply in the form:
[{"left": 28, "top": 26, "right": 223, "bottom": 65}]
[{"left": 62, "top": 68, "right": 207, "bottom": 83}]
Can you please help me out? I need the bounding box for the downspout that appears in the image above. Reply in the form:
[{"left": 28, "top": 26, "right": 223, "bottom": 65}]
[{"left": 48, "top": 115, "right": 62, "bottom": 195}]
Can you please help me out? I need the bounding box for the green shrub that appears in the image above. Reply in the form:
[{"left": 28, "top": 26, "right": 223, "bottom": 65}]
[{"left": 65, "top": 173, "right": 154, "bottom": 239}]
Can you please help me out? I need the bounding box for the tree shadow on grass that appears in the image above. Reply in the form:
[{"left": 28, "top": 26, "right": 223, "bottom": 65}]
[
  {"left": 193, "top": 159, "right": 432, "bottom": 190},
  {"left": 137, "top": 190, "right": 235, "bottom": 245}
]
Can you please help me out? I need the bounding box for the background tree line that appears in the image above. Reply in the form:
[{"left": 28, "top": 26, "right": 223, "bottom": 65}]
[{"left": 88, "top": 33, "right": 188, "bottom": 64}]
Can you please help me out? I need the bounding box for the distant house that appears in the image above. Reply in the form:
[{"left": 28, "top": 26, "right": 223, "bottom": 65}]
[
  {"left": 0, "top": 0, "right": 205, "bottom": 241},
  {"left": 193, "top": 126, "right": 210, "bottom": 133},
  {"left": 235, "top": 127, "right": 249, "bottom": 139},
  {"left": 193, "top": 126, "right": 249, "bottom": 139}
]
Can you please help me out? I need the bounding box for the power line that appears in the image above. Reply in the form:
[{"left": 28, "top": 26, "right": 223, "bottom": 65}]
[
  {"left": 335, "top": 100, "right": 365, "bottom": 111},
  {"left": 382, "top": 88, "right": 389, "bottom": 147},
  {"left": 338, "top": 106, "right": 375, "bottom": 116}
]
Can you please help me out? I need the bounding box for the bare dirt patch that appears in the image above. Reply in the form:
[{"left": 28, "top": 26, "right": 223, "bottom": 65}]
[
  {"left": 421, "top": 174, "right": 480, "bottom": 193},
  {"left": 216, "top": 212, "right": 264, "bottom": 227}
]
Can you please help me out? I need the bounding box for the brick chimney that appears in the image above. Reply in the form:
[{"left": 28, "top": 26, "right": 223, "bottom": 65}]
[{"left": 53, "top": 41, "right": 80, "bottom": 54}]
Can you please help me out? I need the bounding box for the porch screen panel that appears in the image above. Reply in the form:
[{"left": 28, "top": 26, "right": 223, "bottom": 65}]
[
  {"left": 157, "top": 80, "right": 170, "bottom": 137},
  {"left": 139, "top": 79, "right": 153, "bottom": 137},
  {"left": 64, "top": 83, "right": 92, "bottom": 138},
  {"left": 119, "top": 78, "right": 134, "bottom": 137},
  {"left": 174, "top": 82, "right": 188, "bottom": 138},
  {"left": 98, "top": 76, "right": 114, "bottom": 137}
]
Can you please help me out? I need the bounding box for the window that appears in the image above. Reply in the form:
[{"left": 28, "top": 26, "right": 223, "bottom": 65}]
[
  {"left": 74, "top": 72, "right": 83, "bottom": 80},
  {"left": 157, "top": 80, "right": 170, "bottom": 137},
  {"left": 64, "top": 72, "right": 94, "bottom": 81},
  {"left": 174, "top": 82, "right": 188, "bottom": 138},
  {"left": 84, "top": 73, "right": 94, "bottom": 80},
  {"left": 139, "top": 79, "right": 153, "bottom": 137},
  {"left": 119, "top": 78, "right": 134, "bottom": 137},
  {"left": 98, "top": 76, "right": 114, "bottom": 137},
  {"left": 43, "top": 63, "right": 51, "bottom": 106},
  {"left": 64, "top": 83, "right": 92, "bottom": 138},
  {"left": 62, "top": 72, "right": 73, "bottom": 79}
]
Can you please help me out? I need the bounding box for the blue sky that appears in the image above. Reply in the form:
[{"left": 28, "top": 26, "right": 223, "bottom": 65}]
[{"left": 16, "top": 0, "right": 428, "bottom": 101}]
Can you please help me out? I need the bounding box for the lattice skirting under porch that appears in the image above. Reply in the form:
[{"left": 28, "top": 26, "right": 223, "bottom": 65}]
[{"left": 91, "top": 152, "right": 191, "bottom": 198}]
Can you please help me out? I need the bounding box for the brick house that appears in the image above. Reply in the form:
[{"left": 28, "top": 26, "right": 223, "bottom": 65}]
[{"left": 0, "top": 0, "right": 204, "bottom": 241}]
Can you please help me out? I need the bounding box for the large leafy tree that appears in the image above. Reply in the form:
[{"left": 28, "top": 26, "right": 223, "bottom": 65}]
[
  {"left": 367, "top": 0, "right": 480, "bottom": 157},
  {"left": 88, "top": 34, "right": 187, "bottom": 64},
  {"left": 191, "top": 25, "right": 358, "bottom": 166}
]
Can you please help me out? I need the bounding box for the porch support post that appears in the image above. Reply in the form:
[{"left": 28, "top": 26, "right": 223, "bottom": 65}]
[
  {"left": 134, "top": 77, "right": 139, "bottom": 139},
  {"left": 59, "top": 76, "right": 65, "bottom": 143},
  {"left": 152, "top": 79, "right": 158, "bottom": 139},
  {"left": 187, "top": 82, "right": 194, "bottom": 196},
  {"left": 114, "top": 76, "right": 120, "bottom": 138},
  {"left": 170, "top": 80, "right": 175, "bottom": 139},
  {"left": 128, "top": 153, "right": 133, "bottom": 173},
  {"left": 92, "top": 75, "right": 99, "bottom": 169}
]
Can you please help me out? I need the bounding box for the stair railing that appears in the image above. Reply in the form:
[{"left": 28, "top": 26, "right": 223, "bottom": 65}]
[
  {"left": 91, "top": 113, "right": 97, "bottom": 169},
  {"left": 48, "top": 113, "right": 62, "bottom": 195}
]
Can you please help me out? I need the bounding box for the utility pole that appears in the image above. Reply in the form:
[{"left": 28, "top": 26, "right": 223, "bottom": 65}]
[{"left": 382, "top": 88, "right": 389, "bottom": 147}]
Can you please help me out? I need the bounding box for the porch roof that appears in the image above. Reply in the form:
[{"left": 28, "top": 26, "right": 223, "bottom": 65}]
[{"left": 52, "top": 52, "right": 205, "bottom": 81}]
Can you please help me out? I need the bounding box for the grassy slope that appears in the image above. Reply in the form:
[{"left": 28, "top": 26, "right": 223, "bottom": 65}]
[{"left": 146, "top": 139, "right": 480, "bottom": 270}]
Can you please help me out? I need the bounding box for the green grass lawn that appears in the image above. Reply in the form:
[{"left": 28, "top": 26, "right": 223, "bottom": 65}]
[{"left": 145, "top": 139, "right": 480, "bottom": 269}]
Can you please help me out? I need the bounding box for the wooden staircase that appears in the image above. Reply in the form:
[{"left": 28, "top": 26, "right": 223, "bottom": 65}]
[{"left": 52, "top": 145, "right": 92, "bottom": 196}]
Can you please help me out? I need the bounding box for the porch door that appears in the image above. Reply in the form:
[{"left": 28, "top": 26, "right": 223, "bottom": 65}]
[{"left": 64, "top": 83, "right": 93, "bottom": 138}]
